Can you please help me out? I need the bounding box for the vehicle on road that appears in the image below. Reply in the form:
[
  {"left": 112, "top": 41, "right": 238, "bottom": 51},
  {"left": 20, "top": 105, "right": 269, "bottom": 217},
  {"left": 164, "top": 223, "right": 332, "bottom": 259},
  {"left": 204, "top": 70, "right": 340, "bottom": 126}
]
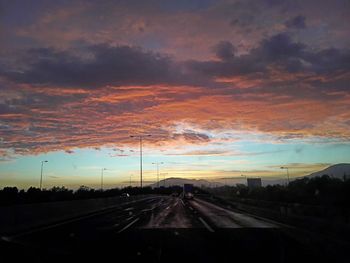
[{"left": 183, "top": 184, "right": 194, "bottom": 200}]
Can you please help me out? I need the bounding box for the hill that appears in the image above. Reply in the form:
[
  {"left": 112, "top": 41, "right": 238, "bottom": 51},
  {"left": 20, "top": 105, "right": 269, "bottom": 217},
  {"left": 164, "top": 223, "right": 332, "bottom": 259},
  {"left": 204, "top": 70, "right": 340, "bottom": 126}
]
[
  {"left": 306, "top": 163, "right": 350, "bottom": 180},
  {"left": 149, "top": 177, "right": 222, "bottom": 188}
]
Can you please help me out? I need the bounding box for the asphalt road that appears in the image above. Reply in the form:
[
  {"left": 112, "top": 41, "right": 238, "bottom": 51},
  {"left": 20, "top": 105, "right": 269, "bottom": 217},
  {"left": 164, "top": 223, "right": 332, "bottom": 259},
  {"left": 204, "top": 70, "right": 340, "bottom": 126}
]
[{"left": 0, "top": 195, "right": 346, "bottom": 262}]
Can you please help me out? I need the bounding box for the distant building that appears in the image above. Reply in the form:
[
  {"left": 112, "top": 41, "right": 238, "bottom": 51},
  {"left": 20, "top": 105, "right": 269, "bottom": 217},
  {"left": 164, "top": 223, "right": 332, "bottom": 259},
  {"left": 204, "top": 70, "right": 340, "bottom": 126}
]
[{"left": 247, "top": 178, "right": 262, "bottom": 189}]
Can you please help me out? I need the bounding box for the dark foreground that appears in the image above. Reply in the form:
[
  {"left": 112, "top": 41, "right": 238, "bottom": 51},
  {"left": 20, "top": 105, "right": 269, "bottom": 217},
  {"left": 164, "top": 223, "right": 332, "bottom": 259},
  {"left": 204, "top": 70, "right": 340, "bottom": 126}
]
[{"left": 1, "top": 196, "right": 348, "bottom": 262}]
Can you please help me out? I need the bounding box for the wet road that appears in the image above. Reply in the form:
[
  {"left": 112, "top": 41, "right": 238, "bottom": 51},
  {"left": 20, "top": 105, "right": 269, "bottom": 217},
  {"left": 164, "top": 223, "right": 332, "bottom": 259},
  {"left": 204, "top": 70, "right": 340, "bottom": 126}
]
[
  {"left": 0, "top": 195, "right": 345, "bottom": 263},
  {"left": 138, "top": 196, "right": 279, "bottom": 230}
]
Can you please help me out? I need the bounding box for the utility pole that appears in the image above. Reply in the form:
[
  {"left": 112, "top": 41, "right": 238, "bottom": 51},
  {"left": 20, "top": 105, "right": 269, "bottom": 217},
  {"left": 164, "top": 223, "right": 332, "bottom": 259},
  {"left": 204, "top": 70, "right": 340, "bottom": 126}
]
[
  {"left": 152, "top": 162, "right": 163, "bottom": 188},
  {"left": 101, "top": 168, "right": 107, "bottom": 190},
  {"left": 40, "top": 160, "right": 48, "bottom": 190},
  {"left": 280, "top": 167, "right": 290, "bottom": 185},
  {"left": 160, "top": 173, "right": 168, "bottom": 187},
  {"left": 130, "top": 134, "right": 151, "bottom": 188}
]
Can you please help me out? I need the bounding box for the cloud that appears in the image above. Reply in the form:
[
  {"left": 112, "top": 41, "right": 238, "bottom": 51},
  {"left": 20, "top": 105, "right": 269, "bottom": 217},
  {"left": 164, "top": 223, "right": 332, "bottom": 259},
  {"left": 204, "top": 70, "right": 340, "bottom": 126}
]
[
  {"left": 0, "top": 44, "right": 191, "bottom": 88},
  {"left": 212, "top": 41, "right": 235, "bottom": 61},
  {"left": 285, "top": 15, "right": 306, "bottom": 29},
  {"left": 173, "top": 131, "right": 210, "bottom": 143},
  {"left": 167, "top": 149, "right": 233, "bottom": 156},
  {"left": 187, "top": 32, "right": 350, "bottom": 96},
  {"left": 0, "top": 30, "right": 349, "bottom": 157}
]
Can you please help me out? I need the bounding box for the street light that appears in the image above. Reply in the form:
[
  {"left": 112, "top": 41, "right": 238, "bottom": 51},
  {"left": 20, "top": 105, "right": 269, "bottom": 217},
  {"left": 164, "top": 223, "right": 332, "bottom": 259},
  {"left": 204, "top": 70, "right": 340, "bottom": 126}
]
[
  {"left": 241, "top": 174, "right": 248, "bottom": 186},
  {"left": 129, "top": 174, "right": 133, "bottom": 187},
  {"left": 280, "top": 166, "right": 290, "bottom": 185},
  {"left": 130, "top": 134, "right": 151, "bottom": 188},
  {"left": 152, "top": 162, "right": 164, "bottom": 188},
  {"left": 160, "top": 173, "right": 168, "bottom": 187},
  {"left": 40, "top": 160, "right": 48, "bottom": 190},
  {"left": 101, "top": 168, "right": 107, "bottom": 190},
  {"left": 223, "top": 177, "right": 228, "bottom": 186}
]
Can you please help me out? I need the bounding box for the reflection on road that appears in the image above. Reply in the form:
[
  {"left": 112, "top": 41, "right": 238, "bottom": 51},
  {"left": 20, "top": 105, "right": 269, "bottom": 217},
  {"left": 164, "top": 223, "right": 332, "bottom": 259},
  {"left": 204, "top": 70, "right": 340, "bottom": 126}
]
[{"left": 1, "top": 195, "right": 344, "bottom": 263}]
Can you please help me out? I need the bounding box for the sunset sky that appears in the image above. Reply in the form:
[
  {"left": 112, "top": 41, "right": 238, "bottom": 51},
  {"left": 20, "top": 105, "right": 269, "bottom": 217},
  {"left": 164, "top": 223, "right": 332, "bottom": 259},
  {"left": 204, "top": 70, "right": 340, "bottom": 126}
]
[{"left": 0, "top": 0, "right": 349, "bottom": 189}]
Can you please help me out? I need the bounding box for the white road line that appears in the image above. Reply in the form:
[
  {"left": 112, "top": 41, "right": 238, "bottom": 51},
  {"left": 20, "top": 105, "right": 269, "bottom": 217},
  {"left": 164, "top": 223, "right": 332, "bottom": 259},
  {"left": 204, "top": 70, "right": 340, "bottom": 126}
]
[
  {"left": 126, "top": 215, "right": 138, "bottom": 221},
  {"left": 199, "top": 217, "right": 215, "bottom": 233},
  {"left": 180, "top": 199, "right": 185, "bottom": 206},
  {"left": 1, "top": 197, "right": 156, "bottom": 240},
  {"left": 188, "top": 206, "right": 193, "bottom": 211},
  {"left": 117, "top": 218, "right": 140, "bottom": 233},
  {"left": 1, "top": 236, "right": 12, "bottom": 242},
  {"left": 166, "top": 206, "right": 171, "bottom": 210}
]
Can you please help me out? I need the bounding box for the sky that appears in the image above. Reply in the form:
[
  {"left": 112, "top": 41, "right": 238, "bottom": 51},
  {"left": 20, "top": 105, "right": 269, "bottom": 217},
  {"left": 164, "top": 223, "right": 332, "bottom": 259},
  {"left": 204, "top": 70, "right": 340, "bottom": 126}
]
[{"left": 0, "top": 0, "right": 349, "bottom": 189}]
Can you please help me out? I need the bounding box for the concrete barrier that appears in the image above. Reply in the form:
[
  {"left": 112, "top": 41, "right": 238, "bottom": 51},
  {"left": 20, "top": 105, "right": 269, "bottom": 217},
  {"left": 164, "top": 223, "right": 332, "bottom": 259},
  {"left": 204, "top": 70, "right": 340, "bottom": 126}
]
[
  {"left": 212, "top": 194, "right": 350, "bottom": 241},
  {"left": 0, "top": 195, "right": 153, "bottom": 235}
]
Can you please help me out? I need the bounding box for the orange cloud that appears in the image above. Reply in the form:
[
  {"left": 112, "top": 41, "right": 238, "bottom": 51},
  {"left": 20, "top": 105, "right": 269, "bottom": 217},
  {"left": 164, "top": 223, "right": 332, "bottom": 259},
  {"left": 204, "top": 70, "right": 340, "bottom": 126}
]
[{"left": 0, "top": 82, "right": 349, "bottom": 157}]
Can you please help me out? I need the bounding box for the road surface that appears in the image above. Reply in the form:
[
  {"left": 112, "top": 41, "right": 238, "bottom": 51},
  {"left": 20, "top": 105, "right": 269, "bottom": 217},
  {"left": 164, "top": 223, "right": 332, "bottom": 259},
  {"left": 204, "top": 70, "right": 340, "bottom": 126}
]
[{"left": 0, "top": 195, "right": 345, "bottom": 263}]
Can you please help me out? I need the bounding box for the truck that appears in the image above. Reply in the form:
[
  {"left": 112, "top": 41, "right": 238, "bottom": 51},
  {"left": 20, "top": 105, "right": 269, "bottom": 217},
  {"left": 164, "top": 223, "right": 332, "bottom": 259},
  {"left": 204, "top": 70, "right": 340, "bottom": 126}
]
[{"left": 183, "top": 183, "right": 194, "bottom": 200}]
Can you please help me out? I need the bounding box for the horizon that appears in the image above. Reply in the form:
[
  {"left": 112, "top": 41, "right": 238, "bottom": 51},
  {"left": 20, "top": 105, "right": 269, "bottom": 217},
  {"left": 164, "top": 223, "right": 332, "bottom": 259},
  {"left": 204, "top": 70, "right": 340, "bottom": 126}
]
[
  {"left": 0, "top": 0, "right": 350, "bottom": 189},
  {"left": 3, "top": 163, "right": 349, "bottom": 191}
]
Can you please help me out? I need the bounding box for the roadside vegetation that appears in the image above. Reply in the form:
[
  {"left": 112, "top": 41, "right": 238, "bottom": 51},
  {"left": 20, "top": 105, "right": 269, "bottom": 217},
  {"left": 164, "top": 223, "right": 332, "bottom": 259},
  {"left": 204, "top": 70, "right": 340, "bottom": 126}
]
[
  {"left": 0, "top": 185, "right": 183, "bottom": 206},
  {"left": 207, "top": 175, "right": 350, "bottom": 207}
]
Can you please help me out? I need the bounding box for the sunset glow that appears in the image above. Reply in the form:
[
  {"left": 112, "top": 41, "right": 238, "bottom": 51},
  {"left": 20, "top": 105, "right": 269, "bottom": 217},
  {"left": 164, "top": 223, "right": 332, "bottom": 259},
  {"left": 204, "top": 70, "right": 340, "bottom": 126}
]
[{"left": 0, "top": 0, "right": 349, "bottom": 189}]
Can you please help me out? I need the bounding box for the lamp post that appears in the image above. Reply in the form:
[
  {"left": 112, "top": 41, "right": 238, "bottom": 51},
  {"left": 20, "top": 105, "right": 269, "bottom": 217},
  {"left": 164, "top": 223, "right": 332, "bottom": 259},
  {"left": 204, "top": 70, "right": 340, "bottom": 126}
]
[
  {"left": 152, "top": 162, "right": 163, "bottom": 188},
  {"left": 130, "top": 134, "right": 151, "bottom": 188},
  {"left": 160, "top": 173, "right": 168, "bottom": 187},
  {"left": 101, "top": 168, "right": 107, "bottom": 190},
  {"left": 40, "top": 160, "right": 48, "bottom": 190},
  {"left": 241, "top": 174, "right": 247, "bottom": 185},
  {"left": 280, "top": 166, "right": 290, "bottom": 185}
]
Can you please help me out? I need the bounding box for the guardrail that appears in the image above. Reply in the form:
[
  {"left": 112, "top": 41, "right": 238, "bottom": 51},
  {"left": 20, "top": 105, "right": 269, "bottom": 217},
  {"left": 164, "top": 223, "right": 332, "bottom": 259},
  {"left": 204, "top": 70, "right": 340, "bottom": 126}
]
[
  {"left": 0, "top": 195, "right": 153, "bottom": 235},
  {"left": 206, "top": 194, "right": 350, "bottom": 241}
]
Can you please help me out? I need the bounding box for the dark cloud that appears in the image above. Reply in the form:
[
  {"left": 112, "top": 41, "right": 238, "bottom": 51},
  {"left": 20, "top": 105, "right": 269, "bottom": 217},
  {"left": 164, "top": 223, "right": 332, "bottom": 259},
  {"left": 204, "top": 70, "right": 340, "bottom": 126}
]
[
  {"left": 188, "top": 33, "right": 350, "bottom": 79},
  {"left": 0, "top": 44, "right": 189, "bottom": 88},
  {"left": 173, "top": 131, "right": 210, "bottom": 143},
  {"left": 1, "top": 33, "right": 349, "bottom": 94},
  {"left": 257, "top": 33, "right": 305, "bottom": 60},
  {"left": 0, "top": 103, "right": 21, "bottom": 115},
  {"left": 285, "top": 15, "right": 306, "bottom": 29},
  {"left": 212, "top": 41, "right": 235, "bottom": 61}
]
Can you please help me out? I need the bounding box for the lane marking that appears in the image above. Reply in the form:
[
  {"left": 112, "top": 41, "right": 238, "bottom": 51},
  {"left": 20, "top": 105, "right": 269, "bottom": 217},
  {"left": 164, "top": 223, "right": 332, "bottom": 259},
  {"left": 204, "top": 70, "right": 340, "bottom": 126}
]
[
  {"left": 2, "top": 196, "right": 157, "bottom": 240},
  {"left": 198, "top": 217, "right": 215, "bottom": 233},
  {"left": 180, "top": 199, "right": 185, "bottom": 206},
  {"left": 125, "top": 216, "right": 134, "bottom": 221},
  {"left": 117, "top": 218, "right": 140, "bottom": 233},
  {"left": 188, "top": 206, "right": 193, "bottom": 211},
  {"left": 1, "top": 236, "right": 12, "bottom": 242}
]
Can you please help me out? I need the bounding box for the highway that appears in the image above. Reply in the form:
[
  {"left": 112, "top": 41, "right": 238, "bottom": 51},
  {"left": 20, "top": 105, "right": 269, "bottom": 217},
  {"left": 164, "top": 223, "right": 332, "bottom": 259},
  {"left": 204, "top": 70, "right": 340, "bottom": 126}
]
[{"left": 0, "top": 195, "right": 343, "bottom": 262}]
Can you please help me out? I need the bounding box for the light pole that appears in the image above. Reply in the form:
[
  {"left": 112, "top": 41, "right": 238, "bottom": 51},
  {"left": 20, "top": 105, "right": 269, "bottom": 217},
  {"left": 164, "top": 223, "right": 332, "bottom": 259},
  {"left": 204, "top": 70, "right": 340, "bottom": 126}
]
[
  {"left": 40, "top": 160, "right": 48, "bottom": 190},
  {"left": 152, "top": 162, "right": 163, "bottom": 188},
  {"left": 160, "top": 173, "right": 168, "bottom": 187},
  {"left": 130, "top": 134, "right": 151, "bottom": 188},
  {"left": 241, "top": 174, "right": 247, "bottom": 185},
  {"left": 101, "top": 168, "right": 107, "bottom": 190},
  {"left": 280, "top": 166, "right": 290, "bottom": 185}
]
